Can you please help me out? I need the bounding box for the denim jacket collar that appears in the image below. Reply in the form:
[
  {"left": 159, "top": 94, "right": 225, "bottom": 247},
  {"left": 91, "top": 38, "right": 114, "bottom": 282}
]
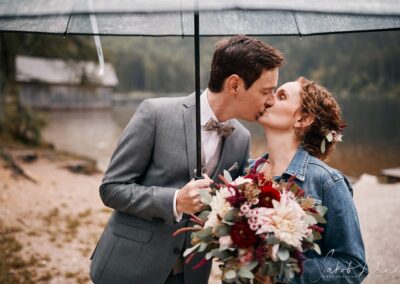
[
  {"left": 260, "top": 147, "right": 309, "bottom": 182},
  {"left": 282, "top": 147, "right": 310, "bottom": 182}
]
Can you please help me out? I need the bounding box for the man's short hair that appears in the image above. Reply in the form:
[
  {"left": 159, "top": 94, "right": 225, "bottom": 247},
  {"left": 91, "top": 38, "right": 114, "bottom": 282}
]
[{"left": 208, "top": 35, "right": 285, "bottom": 92}]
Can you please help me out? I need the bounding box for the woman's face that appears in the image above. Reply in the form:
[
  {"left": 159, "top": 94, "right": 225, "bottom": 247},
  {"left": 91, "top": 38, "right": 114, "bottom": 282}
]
[{"left": 258, "top": 81, "right": 302, "bottom": 131}]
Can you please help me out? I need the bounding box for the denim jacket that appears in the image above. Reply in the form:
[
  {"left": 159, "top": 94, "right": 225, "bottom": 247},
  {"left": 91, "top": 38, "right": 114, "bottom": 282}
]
[{"left": 250, "top": 147, "right": 368, "bottom": 284}]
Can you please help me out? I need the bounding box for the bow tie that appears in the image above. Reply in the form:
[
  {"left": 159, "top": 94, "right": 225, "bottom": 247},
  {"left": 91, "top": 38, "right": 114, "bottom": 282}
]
[{"left": 204, "top": 118, "right": 235, "bottom": 138}]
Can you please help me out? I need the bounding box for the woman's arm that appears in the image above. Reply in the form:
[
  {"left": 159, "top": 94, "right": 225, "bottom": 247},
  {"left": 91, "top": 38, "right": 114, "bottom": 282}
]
[{"left": 292, "top": 177, "right": 368, "bottom": 284}]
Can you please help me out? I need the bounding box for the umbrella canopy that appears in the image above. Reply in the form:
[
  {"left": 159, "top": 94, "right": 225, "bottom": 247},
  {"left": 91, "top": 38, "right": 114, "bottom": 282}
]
[
  {"left": 1, "top": 0, "right": 400, "bottom": 35},
  {"left": 1, "top": 0, "right": 399, "bottom": 177}
]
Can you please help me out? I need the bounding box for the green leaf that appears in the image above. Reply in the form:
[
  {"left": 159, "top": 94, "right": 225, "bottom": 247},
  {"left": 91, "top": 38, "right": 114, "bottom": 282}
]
[
  {"left": 196, "top": 227, "right": 213, "bottom": 238},
  {"left": 197, "top": 210, "right": 210, "bottom": 221},
  {"left": 238, "top": 266, "right": 254, "bottom": 279},
  {"left": 223, "top": 208, "right": 238, "bottom": 222},
  {"left": 198, "top": 242, "right": 208, "bottom": 252},
  {"left": 284, "top": 266, "right": 295, "bottom": 280},
  {"left": 266, "top": 234, "right": 279, "bottom": 245},
  {"left": 247, "top": 261, "right": 258, "bottom": 270},
  {"left": 316, "top": 205, "right": 328, "bottom": 217},
  {"left": 326, "top": 132, "right": 333, "bottom": 142},
  {"left": 224, "top": 270, "right": 237, "bottom": 280},
  {"left": 304, "top": 214, "right": 318, "bottom": 225},
  {"left": 313, "top": 231, "right": 322, "bottom": 241},
  {"left": 224, "top": 170, "right": 233, "bottom": 183},
  {"left": 183, "top": 243, "right": 201, "bottom": 257},
  {"left": 199, "top": 189, "right": 212, "bottom": 205},
  {"left": 214, "top": 223, "right": 229, "bottom": 237},
  {"left": 314, "top": 243, "right": 322, "bottom": 255},
  {"left": 277, "top": 247, "right": 290, "bottom": 261}
]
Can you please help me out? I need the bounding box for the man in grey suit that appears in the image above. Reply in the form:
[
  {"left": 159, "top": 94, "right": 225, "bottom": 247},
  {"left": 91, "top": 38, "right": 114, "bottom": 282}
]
[{"left": 90, "top": 35, "right": 285, "bottom": 284}]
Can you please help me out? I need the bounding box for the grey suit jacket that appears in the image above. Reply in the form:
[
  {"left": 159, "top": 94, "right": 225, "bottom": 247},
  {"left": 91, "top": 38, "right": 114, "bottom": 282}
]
[{"left": 90, "top": 94, "right": 250, "bottom": 284}]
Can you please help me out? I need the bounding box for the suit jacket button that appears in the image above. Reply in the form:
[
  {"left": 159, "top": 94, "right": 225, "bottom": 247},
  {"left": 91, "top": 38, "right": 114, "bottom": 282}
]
[{"left": 174, "top": 248, "right": 181, "bottom": 254}]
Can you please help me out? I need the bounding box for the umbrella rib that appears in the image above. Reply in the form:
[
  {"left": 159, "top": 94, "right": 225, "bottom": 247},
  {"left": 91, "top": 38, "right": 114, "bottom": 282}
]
[
  {"left": 292, "top": 11, "right": 302, "bottom": 38},
  {"left": 88, "top": 0, "right": 104, "bottom": 76},
  {"left": 63, "top": 14, "right": 72, "bottom": 37},
  {"left": 180, "top": 0, "right": 185, "bottom": 38}
]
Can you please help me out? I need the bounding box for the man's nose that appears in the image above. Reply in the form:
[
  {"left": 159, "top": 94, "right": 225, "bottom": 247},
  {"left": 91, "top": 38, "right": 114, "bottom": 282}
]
[{"left": 265, "top": 93, "right": 275, "bottom": 108}]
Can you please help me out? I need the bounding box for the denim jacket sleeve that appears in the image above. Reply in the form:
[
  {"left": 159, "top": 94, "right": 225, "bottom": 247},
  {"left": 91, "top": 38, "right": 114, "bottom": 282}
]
[{"left": 291, "top": 176, "right": 368, "bottom": 284}]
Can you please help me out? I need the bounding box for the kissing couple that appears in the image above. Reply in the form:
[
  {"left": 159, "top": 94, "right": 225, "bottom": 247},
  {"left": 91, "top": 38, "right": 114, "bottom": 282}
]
[{"left": 90, "top": 35, "right": 368, "bottom": 284}]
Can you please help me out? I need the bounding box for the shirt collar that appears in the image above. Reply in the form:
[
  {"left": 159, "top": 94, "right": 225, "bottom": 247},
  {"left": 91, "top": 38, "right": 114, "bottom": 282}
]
[{"left": 200, "top": 89, "right": 232, "bottom": 126}]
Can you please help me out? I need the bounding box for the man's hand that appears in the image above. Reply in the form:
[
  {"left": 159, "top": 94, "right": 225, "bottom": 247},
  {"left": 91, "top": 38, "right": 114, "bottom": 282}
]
[{"left": 176, "top": 178, "right": 212, "bottom": 215}]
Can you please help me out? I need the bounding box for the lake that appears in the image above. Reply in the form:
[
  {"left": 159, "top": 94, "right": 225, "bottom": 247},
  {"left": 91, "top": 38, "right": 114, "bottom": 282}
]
[{"left": 40, "top": 96, "right": 400, "bottom": 178}]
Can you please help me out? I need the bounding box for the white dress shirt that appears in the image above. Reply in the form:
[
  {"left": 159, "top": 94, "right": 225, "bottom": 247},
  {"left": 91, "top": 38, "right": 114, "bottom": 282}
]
[{"left": 173, "top": 89, "right": 232, "bottom": 221}]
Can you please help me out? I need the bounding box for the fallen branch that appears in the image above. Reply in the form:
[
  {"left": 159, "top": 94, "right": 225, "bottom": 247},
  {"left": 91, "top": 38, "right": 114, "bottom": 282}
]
[{"left": 0, "top": 148, "right": 38, "bottom": 183}]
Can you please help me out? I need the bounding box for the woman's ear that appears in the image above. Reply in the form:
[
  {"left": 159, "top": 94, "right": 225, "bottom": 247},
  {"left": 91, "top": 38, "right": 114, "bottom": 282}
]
[{"left": 294, "top": 113, "right": 315, "bottom": 129}]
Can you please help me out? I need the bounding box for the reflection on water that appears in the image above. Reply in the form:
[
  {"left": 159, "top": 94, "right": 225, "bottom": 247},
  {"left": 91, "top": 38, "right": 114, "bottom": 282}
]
[{"left": 41, "top": 97, "right": 400, "bottom": 177}]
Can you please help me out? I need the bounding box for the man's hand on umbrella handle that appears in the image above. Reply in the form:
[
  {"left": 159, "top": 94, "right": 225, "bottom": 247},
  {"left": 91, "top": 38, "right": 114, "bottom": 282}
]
[{"left": 176, "top": 178, "right": 211, "bottom": 214}]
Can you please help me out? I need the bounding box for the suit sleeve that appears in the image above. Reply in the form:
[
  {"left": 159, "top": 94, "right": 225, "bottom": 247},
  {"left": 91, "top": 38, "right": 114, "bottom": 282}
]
[{"left": 99, "top": 99, "right": 178, "bottom": 225}]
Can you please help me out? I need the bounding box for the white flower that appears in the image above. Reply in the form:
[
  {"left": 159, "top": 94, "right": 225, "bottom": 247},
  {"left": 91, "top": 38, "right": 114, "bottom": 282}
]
[
  {"left": 204, "top": 186, "right": 233, "bottom": 229},
  {"left": 232, "top": 176, "right": 253, "bottom": 186},
  {"left": 256, "top": 192, "right": 311, "bottom": 250}
]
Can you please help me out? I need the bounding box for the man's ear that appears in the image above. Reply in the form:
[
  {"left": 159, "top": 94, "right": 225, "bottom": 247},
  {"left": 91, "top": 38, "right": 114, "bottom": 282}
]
[
  {"left": 226, "top": 74, "right": 241, "bottom": 94},
  {"left": 294, "top": 112, "right": 315, "bottom": 129}
]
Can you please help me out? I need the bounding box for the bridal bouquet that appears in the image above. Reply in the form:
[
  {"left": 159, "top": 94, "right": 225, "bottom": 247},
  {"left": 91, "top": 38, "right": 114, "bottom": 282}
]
[{"left": 174, "top": 159, "right": 328, "bottom": 283}]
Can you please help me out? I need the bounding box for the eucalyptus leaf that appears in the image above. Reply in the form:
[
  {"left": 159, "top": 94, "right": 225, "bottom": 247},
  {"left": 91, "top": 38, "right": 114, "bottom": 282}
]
[
  {"left": 266, "top": 234, "right": 279, "bottom": 245},
  {"left": 183, "top": 242, "right": 201, "bottom": 257},
  {"left": 284, "top": 266, "right": 295, "bottom": 280},
  {"left": 326, "top": 132, "right": 333, "bottom": 142},
  {"left": 199, "top": 189, "right": 212, "bottom": 205},
  {"left": 197, "top": 210, "right": 210, "bottom": 221},
  {"left": 277, "top": 247, "right": 290, "bottom": 261},
  {"left": 314, "top": 243, "right": 322, "bottom": 255},
  {"left": 214, "top": 223, "right": 229, "bottom": 237},
  {"left": 212, "top": 248, "right": 231, "bottom": 260},
  {"left": 311, "top": 212, "right": 327, "bottom": 224},
  {"left": 224, "top": 170, "right": 233, "bottom": 183},
  {"left": 316, "top": 205, "right": 328, "bottom": 217},
  {"left": 224, "top": 208, "right": 238, "bottom": 222},
  {"left": 238, "top": 266, "right": 254, "bottom": 279},
  {"left": 196, "top": 227, "right": 213, "bottom": 238},
  {"left": 304, "top": 214, "right": 318, "bottom": 225},
  {"left": 246, "top": 261, "right": 258, "bottom": 270},
  {"left": 224, "top": 270, "right": 237, "bottom": 280},
  {"left": 313, "top": 231, "right": 322, "bottom": 241},
  {"left": 198, "top": 242, "right": 208, "bottom": 252}
]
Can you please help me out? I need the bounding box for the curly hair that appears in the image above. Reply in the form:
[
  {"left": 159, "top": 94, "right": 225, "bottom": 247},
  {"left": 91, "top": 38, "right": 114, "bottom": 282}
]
[{"left": 295, "top": 77, "right": 344, "bottom": 161}]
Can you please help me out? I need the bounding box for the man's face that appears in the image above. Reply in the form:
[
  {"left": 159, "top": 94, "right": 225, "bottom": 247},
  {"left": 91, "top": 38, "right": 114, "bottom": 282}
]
[{"left": 236, "top": 68, "right": 279, "bottom": 121}]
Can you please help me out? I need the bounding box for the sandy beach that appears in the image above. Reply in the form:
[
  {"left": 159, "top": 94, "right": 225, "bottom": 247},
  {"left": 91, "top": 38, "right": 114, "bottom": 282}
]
[{"left": 0, "top": 146, "right": 399, "bottom": 283}]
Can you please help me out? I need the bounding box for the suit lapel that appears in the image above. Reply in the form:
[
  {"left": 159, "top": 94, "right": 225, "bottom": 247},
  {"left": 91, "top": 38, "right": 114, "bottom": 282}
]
[
  {"left": 211, "top": 135, "right": 235, "bottom": 180},
  {"left": 182, "top": 97, "right": 196, "bottom": 180}
]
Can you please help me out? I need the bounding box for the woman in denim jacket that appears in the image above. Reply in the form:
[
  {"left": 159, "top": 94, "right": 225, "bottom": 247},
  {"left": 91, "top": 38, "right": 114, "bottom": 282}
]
[{"left": 254, "top": 77, "right": 368, "bottom": 283}]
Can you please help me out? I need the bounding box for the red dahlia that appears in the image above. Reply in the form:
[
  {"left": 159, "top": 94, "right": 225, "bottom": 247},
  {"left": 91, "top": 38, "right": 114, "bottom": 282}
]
[
  {"left": 259, "top": 183, "right": 281, "bottom": 208},
  {"left": 230, "top": 221, "right": 257, "bottom": 248}
]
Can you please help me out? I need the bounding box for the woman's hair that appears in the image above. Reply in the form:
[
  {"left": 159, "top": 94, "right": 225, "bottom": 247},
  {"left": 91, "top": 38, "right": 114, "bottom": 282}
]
[
  {"left": 295, "top": 77, "right": 344, "bottom": 161},
  {"left": 208, "top": 35, "right": 285, "bottom": 92}
]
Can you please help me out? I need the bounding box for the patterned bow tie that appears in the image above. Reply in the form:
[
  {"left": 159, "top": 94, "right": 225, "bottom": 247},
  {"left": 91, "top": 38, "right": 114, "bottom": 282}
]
[{"left": 204, "top": 118, "right": 235, "bottom": 138}]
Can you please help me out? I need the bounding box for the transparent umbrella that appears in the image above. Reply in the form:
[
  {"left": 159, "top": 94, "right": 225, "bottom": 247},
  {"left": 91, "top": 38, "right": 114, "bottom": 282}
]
[{"left": 1, "top": 0, "right": 399, "bottom": 177}]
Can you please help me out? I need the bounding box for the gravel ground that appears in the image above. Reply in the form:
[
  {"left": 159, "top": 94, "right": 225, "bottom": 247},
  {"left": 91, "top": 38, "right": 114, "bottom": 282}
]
[{"left": 0, "top": 148, "right": 399, "bottom": 283}]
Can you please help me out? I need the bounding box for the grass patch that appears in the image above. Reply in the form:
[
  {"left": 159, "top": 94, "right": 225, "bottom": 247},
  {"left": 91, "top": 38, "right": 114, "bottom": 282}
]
[{"left": 0, "top": 228, "right": 35, "bottom": 284}]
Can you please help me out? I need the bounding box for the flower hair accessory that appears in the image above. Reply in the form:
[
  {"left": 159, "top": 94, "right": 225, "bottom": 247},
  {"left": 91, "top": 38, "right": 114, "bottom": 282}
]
[{"left": 320, "top": 128, "right": 344, "bottom": 153}]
